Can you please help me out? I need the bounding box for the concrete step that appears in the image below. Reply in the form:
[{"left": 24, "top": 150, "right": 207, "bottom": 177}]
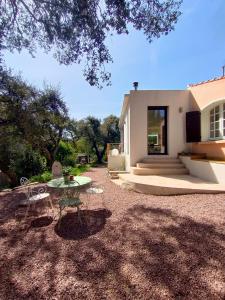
[
  {"left": 118, "top": 173, "right": 225, "bottom": 195},
  {"left": 132, "top": 167, "right": 189, "bottom": 175},
  {"left": 141, "top": 158, "right": 180, "bottom": 164},
  {"left": 137, "top": 163, "right": 184, "bottom": 169}
]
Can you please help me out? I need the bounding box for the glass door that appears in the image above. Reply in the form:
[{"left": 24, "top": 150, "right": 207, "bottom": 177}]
[{"left": 147, "top": 106, "right": 168, "bottom": 154}]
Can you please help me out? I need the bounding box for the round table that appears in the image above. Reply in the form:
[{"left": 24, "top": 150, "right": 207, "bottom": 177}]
[
  {"left": 47, "top": 176, "right": 92, "bottom": 226},
  {"left": 47, "top": 176, "right": 92, "bottom": 189}
]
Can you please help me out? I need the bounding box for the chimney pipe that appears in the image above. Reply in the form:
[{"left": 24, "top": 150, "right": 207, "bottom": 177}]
[{"left": 133, "top": 82, "right": 138, "bottom": 90}]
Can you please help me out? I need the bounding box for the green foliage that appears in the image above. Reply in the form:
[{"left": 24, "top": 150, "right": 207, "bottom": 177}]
[
  {"left": 101, "top": 115, "right": 120, "bottom": 143},
  {"left": 0, "top": 139, "right": 47, "bottom": 183},
  {"left": 0, "top": 68, "right": 69, "bottom": 186},
  {"left": 1, "top": 0, "right": 182, "bottom": 87},
  {"left": 32, "top": 86, "right": 69, "bottom": 165},
  {"left": 75, "top": 115, "right": 120, "bottom": 163},
  {"left": 0, "top": 68, "right": 120, "bottom": 185},
  {"left": 70, "top": 165, "right": 90, "bottom": 176},
  {"left": 62, "top": 166, "right": 72, "bottom": 176},
  {"left": 55, "top": 141, "right": 75, "bottom": 166},
  {"left": 30, "top": 171, "right": 52, "bottom": 183},
  {"left": 8, "top": 143, "right": 47, "bottom": 180},
  {"left": 29, "top": 165, "right": 90, "bottom": 183},
  {"left": 76, "top": 138, "right": 92, "bottom": 155}
]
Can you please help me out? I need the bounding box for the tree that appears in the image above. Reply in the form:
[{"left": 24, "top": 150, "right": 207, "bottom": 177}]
[
  {"left": 78, "top": 115, "right": 120, "bottom": 163},
  {"left": 1, "top": 0, "right": 182, "bottom": 87},
  {"left": 0, "top": 68, "right": 69, "bottom": 184},
  {"left": 66, "top": 119, "right": 80, "bottom": 148},
  {"left": 0, "top": 68, "right": 37, "bottom": 131},
  {"left": 31, "top": 87, "right": 69, "bottom": 165},
  {"left": 79, "top": 116, "right": 104, "bottom": 163},
  {"left": 101, "top": 114, "right": 120, "bottom": 144}
]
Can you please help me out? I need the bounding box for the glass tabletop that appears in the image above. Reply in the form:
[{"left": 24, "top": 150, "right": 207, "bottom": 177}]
[{"left": 47, "top": 176, "right": 92, "bottom": 188}]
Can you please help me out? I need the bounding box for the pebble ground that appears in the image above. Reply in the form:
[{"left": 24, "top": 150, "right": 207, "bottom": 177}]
[{"left": 1, "top": 167, "right": 225, "bottom": 299}]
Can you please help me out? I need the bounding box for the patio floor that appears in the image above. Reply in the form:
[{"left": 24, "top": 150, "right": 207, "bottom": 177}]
[
  {"left": 118, "top": 173, "right": 225, "bottom": 195},
  {"left": 1, "top": 167, "right": 225, "bottom": 299}
]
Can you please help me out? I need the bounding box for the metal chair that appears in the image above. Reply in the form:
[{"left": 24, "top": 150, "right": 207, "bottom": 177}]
[
  {"left": 58, "top": 180, "right": 83, "bottom": 228},
  {"left": 20, "top": 177, "right": 53, "bottom": 222},
  {"left": 85, "top": 182, "right": 104, "bottom": 207},
  {"left": 20, "top": 177, "right": 30, "bottom": 187}
]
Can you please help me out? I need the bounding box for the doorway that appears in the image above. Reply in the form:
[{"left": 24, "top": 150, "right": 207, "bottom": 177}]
[{"left": 147, "top": 106, "right": 168, "bottom": 155}]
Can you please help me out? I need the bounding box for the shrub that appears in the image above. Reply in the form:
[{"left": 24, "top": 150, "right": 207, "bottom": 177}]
[
  {"left": 9, "top": 144, "right": 47, "bottom": 180},
  {"left": 30, "top": 171, "right": 52, "bottom": 183},
  {"left": 70, "top": 164, "right": 90, "bottom": 176},
  {"left": 76, "top": 138, "right": 92, "bottom": 155},
  {"left": 55, "top": 141, "right": 76, "bottom": 166}
]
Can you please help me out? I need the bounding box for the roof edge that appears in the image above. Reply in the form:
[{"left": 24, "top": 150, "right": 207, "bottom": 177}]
[
  {"left": 119, "top": 94, "right": 129, "bottom": 127},
  {"left": 188, "top": 76, "right": 225, "bottom": 88}
]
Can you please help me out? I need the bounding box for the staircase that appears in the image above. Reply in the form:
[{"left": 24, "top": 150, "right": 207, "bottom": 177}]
[{"left": 131, "top": 157, "right": 189, "bottom": 175}]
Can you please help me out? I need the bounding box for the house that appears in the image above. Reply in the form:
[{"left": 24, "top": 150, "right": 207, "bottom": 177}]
[{"left": 111, "top": 75, "right": 225, "bottom": 186}]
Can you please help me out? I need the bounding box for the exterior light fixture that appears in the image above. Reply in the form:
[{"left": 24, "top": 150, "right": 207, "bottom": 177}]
[{"left": 133, "top": 82, "right": 139, "bottom": 90}]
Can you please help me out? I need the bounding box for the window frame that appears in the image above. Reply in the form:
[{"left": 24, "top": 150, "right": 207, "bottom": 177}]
[{"left": 209, "top": 103, "right": 225, "bottom": 140}]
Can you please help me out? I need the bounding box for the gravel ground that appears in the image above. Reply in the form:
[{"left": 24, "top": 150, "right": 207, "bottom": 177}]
[{"left": 1, "top": 167, "right": 225, "bottom": 299}]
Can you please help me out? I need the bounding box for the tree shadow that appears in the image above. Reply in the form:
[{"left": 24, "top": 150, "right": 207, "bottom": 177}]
[
  {"left": 121, "top": 205, "right": 225, "bottom": 299},
  {"left": 1, "top": 200, "right": 225, "bottom": 299}
]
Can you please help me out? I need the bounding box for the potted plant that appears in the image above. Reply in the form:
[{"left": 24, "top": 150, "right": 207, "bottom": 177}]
[{"left": 63, "top": 166, "right": 71, "bottom": 183}]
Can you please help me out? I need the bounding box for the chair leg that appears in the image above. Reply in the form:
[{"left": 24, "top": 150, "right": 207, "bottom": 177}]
[
  {"left": 77, "top": 206, "right": 82, "bottom": 225},
  {"left": 101, "top": 193, "right": 105, "bottom": 208},
  {"left": 24, "top": 202, "right": 31, "bottom": 223},
  {"left": 81, "top": 195, "right": 89, "bottom": 226},
  {"left": 48, "top": 197, "right": 54, "bottom": 217},
  {"left": 58, "top": 206, "right": 63, "bottom": 229},
  {"left": 49, "top": 197, "right": 54, "bottom": 210}
]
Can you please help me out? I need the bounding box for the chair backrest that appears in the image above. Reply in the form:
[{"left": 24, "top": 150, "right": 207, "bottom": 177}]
[
  {"left": 20, "top": 177, "right": 31, "bottom": 200},
  {"left": 52, "top": 161, "right": 63, "bottom": 178},
  {"left": 20, "top": 177, "right": 29, "bottom": 186},
  {"left": 20, "top": 177, "right": 48, "bottom": 200},
  {"left": 64, "top": 179, "right": 81, "bottom": 199}
]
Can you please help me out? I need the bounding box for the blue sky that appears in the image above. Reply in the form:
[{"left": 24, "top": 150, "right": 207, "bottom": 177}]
[{"left": 4, "top": 0, "right": 225, "bottom": 120}]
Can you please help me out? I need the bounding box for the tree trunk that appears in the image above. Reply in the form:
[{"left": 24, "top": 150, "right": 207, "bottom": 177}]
[
  {"left": 93, "top": 142, "right": 103, "bottom": 163},
  {"left": 99, "top": 143, "right": 107, "bottom": 163},
  {"left": 1, "top": 169, "right": 18, "bottom": 187}
]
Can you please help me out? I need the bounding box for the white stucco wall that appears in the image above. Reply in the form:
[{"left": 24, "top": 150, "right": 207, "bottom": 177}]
[
  {"left": 181, "top": 156, "right": 225, "bottom": 184},
  {"left": 127, "top": 90, "right": 191, "bottom": 167},
  {"left": 123, "top": 105, "right": 131, "bottom": 171}
]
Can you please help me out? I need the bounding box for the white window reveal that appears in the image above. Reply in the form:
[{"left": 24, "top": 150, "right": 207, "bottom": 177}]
[{"left": 209, "top": 103, "right": 225, "bottom": 140}]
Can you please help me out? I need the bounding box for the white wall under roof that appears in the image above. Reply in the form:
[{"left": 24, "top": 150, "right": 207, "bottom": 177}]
[
  {"left": 121, "top": 90, "right": 192, "bottom": 168},
  {"left": 122, "top": 105, "right": 130, "bottom": 171}
]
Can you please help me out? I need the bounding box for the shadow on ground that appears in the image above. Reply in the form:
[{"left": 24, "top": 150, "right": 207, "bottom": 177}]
[
  {"left": 55, "top": 209, "right": 112, "bottom": 240},
  {"left": 1, "top": 204, "right": 225, "bottom": 299},
  {"left": 31, "top": 216, "right": 53, "bottom": 228},
  {"left": 1, "top": 165, "right": 225, "bottom": 299}
]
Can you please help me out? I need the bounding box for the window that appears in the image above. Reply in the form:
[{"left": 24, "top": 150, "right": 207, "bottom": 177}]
[
  {"left": 223, "top": 104, "right": 225, "bottom": 136},
  {"left": 210, "top": 105, "right": 220, "bottom": 139},
  {"left": 209, "top": 103, "right": 225, "bottom": 140}
]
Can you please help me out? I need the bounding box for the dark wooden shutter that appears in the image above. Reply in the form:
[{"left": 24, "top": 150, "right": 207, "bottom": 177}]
[{"left": 186, "top": 111, "right": 201, "bottom": 143}]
